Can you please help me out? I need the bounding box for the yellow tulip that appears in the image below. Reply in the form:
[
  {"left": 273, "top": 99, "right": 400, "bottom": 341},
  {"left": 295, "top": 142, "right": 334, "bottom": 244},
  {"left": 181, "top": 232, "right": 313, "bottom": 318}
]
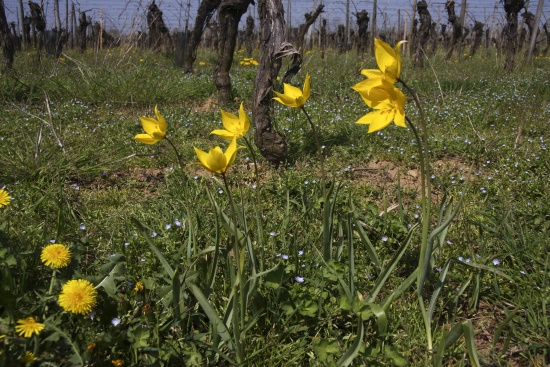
[
  {"left": 360, "top": 39, "right": 406, "bottom": 86},
  {"left": 211, "top": 103, "right": 250, "bottom": 141},
  {"left": 194, "top": 138, "right": 241, "bottom": 175},
  {"left": 273, "top": 73, "right": 310, "bottom": 108},
  {"left": 134, "top": 105, "right": 167, "bottom": 145},
  {"left": 355, "top": 81, "right": 407, "bottom": 133}
]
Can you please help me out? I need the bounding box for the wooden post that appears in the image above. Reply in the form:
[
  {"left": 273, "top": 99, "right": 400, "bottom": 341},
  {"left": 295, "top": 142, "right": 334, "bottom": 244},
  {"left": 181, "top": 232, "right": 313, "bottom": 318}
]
[
  {"left": 71, "top": 2, "right": 75, "bottom": 48},
  {"left": 370, "top": 0, "right": 377, "bottom": 55},
  {"left": 345, "top": 0, "right": 350, "bottom": 49},
  {"left": 18, "top": 0, "right": 25, "bottom": 48},
  {"left": 99, "top": 8, "right": 102, "bottom": 50},
  {"left": 456, "top": 0, "right": 467, "bottom": 58},
  {"left": 54, "top": 0, "right": 61, "bottom": 31},
  {"left": 526, "top": 0, "right": 544, "bottom": 62},
  {"left": 253, "top": 0, "right": 289, "bottom": 166},
  {"left": 398, "top": 9, "right": 401, "bottom": 38}
]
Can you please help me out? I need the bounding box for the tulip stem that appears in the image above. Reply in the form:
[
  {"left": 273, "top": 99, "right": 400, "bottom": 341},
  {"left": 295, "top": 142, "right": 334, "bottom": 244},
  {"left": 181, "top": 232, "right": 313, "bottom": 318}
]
[
  {"left": 242, "top": 136, "right": 259, "bottom": 186},
  {"left": 301, "top": 107, "right": 327, "bottom": 198},
  {"left": 165, "top": 137, "right": 188, "bottom": 188},
  {"left": 221, "top": 173, "right": 244, "bottom": 363},
  {"left": 401, "top": 78, "right": 434, "bottom": 355}
]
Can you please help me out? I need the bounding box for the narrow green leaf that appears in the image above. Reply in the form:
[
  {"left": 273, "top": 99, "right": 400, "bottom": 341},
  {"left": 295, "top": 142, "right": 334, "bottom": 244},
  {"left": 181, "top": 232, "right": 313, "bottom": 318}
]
[
  {"left": 336, "top": 318, "right": 364, "bottom": 367},
  {"left": 187, "top": 282, "right": 233, "bottom": 348},
  {"left": 462, "top": 320, "right": 481, "bottom": 367},
  {"left": 132, "top": 218, "right": 174, "bottom": 279},
  {"left": 383, "top": 344, "right": 408, "bottom": 366},
  {"left": 366, "top": 223, "right": 418, "bottom": 303}
]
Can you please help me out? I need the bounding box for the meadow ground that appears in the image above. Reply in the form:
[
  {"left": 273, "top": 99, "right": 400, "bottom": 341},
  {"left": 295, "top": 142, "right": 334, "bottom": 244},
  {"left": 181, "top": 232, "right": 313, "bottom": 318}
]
[{"left": 0, "top": 46, "right": 549, "bottom": 366}]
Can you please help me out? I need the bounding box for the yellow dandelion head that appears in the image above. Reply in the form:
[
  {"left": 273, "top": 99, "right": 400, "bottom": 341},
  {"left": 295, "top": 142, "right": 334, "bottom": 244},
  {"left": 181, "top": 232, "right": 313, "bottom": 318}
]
[
  {"left": 15, "top": 317, "right": 45, "bottom": 338},
  {"left": 134, "top": 281, "right": 144, "bottom": 292},
  {"left": 86, "top": 342, "right": 96, "bottom": 354},
  {"left": 20, "top": 351, "right": 37, "bottom": 364},
  {"left": 58, "top": 279, "right": 97, "bottom": 315},
  {"left": 112, "top": 359, "right": 125, "bottom": 367},
  {"left": 41, "top": 244, "right": 71, "bottom": 268},
  {"left": 0, "top": 189, "right": 12, "bottom": 208}
]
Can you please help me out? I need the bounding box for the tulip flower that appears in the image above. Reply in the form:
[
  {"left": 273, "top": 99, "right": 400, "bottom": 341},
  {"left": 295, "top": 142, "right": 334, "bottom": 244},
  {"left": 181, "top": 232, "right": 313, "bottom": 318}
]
[
  {"left": 273, "top": 74, "right": 310, "bottom": 108},
  {"left": 361, "top": 39, "right": 406, "bottom": 86},
  {"left": 211, "top": 103, "right": 250, "bottom": 141},
  {"left": 134, "top": 105, "right": 167, "bottom": 145},
  {"left": 354, "top": 81, "right": 406, "bottom": 133},
  {"left": 194, "top": 138, "right": 241, "bottom": 175}
]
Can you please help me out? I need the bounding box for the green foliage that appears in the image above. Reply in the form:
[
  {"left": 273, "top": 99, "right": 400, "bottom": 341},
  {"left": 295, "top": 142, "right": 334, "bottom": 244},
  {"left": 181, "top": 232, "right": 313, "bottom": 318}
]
[{"left": 0, "top": 46, "right": 548, "bottom": 366}]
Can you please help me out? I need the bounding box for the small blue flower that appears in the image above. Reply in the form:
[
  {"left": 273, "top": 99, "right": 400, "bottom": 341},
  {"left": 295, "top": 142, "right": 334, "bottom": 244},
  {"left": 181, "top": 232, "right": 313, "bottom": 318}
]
[
  {"left": 151, "top": 231, "right": 157, "bottom": 238},
  {"left": 295, "top": 276, "right": 304, "bottom": 283},
  {"left": 165, "top": 224, "right": 172, "bottom": 230},
  {"left": 140, "top": 257, "right": 146, "bottom": 262},
  {"left": 381, "top": 236, "right": 388, "bottom": 242},
  {"left": 174, "top": 220, "right": 182, "bottom": 227},
  {"left": 298, "top": 250, "right": 304, "bottom": 256},
  {"left": 269, "top": 231, "right": 277, "bottom": 237},
  {"left": 492, "top": 259, "right": 500, "bottom": 266},
  {"left": 111, "top": 317, "right": 121, "bottom": 326},
  {"left": 124, "top": 242, "right": 130, "bottom": 247},
  {"left": 281, "top": 254, "right": 289, "bottom": 260},
  {"left": 458, "top": 256, "right": 464, "bottom": 262},
  {"left": 79, "top": 223, "right": 86, "bottom": 230}
]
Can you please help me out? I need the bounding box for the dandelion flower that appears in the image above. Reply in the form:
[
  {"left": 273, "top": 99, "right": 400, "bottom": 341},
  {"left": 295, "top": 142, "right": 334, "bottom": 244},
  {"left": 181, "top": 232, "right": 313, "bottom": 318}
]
[
  {"left": 0, "top": 189, "right": 12, "bottom": 208},
  {"left": 58, "top": 279, "right": 97, "bottom": 315},
  {"left": 15, "top": 317, "right": 44, "bottom": 338},
  {"left": 20, "top": 351, "right": 37, "bottom": 364},
  {"left": 112, "top": 359, "right": 125, "bottom": 366},
  {"left": 134, "top": 281, "right": 144, "bottom": 292},
  {"left": 41, "top": 244, "right": 71, "bottom": 268}
]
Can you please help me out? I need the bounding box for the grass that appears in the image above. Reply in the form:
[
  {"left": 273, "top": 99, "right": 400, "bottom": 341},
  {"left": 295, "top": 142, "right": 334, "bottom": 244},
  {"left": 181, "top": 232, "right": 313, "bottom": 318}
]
[{"left": 0, "top": 45, "right": 549, "bottom": 366}]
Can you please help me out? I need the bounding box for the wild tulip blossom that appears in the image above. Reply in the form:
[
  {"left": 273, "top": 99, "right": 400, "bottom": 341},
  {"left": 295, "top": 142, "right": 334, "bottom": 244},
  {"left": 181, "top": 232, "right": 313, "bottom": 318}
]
[
  {"left": 273, "top": 73, "right": 310, "bottom": 108},
  {"left": 134, "top": 105, "right": 167, "bottom": 145},
  {"left": 194, "top": 138, "right": 241, "bottom": 175},
  {"left": 354, "top": 81, "right": 406, "bottom": 133},
  {"left": 360, "top": 39, "right": 406, "bottom": 86},
  {"left": 211, "top": 103, "right": 250, "bottom": 141}
]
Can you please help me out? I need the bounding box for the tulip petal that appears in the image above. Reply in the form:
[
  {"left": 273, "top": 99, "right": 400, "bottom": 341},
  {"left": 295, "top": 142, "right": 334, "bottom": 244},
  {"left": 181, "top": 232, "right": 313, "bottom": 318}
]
[
  {"left": 154, "top": 105, "right": 167, "bottom": 134},
  {"left": 210, "top": 129, "right": 237, "bottom": 141},
  {"left": 220, "top": 109, "right": 239, "bottom": 132},
  {"left": 206, "top": 147, "right": 224, "bottom": 174},
  {"left": 134, "top": 134, "right": 159, "bottom": 145},
  {"left": 361, "top": 69, "right": 384, "bottom": 79},
  {"left": 273, "top": 91, "right": 299, "bottom": 108},
  {"left": 139, "top": 117, "right": 160, "bottom": 136},
  {"left": 282, "top": 83, "right": 303, "bottom": 100},
  {"left": 194, "top": 147, "right": 212, "bottom": 171},
  {"left": 375, "top": 39, "right": 399, "bottom": 82},
  {"left": 303, "top": 74, "right": 310, "bottom": 101},
  {"left": 238, "top": 103, "right": 250, "bottom": 135}
]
